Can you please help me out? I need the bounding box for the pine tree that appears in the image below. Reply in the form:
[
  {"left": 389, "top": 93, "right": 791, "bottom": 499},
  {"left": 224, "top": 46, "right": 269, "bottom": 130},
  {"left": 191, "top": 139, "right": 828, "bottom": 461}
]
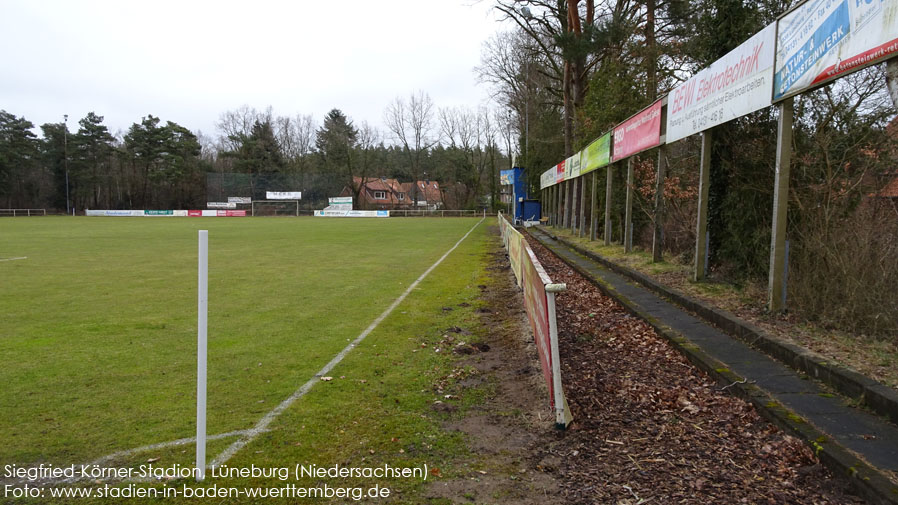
[
  {"left": 73, "top": 112, "right": 115, "bottom": 208},
  {"left": 0, "top": 111, "right": 39, "bottom": 208},
  {"left": 315, "top": 109, "right": 359, "bottom": 198}
]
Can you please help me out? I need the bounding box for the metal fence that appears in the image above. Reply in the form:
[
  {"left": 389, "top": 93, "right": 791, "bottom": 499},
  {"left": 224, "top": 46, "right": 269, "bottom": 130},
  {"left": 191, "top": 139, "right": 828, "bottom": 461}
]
[{"left": 0, "top": 209, "right": 47, "bottom": 216}]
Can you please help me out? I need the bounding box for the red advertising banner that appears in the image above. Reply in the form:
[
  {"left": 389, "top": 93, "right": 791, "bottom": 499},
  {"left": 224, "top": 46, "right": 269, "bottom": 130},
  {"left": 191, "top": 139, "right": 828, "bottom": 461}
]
[
  {"left": 522, "top": 246, "right": 554, "bottom": 407},
  {"left": 216, "top": 210, "right": 247, "bottom": 217},
  {"left": 188, "top": 210, "right": 202, "bottom": 217},
  {"left": 612, "top": 99, "right": 662, "bottom": 161},
  {"left": 555, "top": 160, "right": 566, "bottom": 183},
  {"left": 506, "top": 225, "right": 524, "bottom": 287},
  {"left": 496, "top": 212, "right": 572, "bottom": 428}
]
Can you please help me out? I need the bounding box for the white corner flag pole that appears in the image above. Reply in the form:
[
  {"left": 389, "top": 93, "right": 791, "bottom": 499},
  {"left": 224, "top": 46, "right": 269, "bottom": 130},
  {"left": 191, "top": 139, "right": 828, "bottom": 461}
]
[{"left": 197, "top": 230, "right": 208, "bottom": 481}]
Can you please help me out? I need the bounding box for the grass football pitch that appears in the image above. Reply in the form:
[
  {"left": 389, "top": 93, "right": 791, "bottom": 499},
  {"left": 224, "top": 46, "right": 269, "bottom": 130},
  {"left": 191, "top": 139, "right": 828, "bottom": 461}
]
[{"left": 0, "top": 216, "right": 490, "bottom": 502}]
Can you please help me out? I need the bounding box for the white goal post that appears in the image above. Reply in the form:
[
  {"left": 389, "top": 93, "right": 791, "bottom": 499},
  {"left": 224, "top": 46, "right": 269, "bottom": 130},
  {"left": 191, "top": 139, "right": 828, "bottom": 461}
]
[{"left": 250, "top": 200, "right": 299, "bottom": 217}]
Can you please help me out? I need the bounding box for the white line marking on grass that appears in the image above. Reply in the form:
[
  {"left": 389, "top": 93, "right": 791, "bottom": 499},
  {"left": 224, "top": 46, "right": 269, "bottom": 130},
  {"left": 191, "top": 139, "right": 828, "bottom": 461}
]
[
  {"left": 210, "top": 218, "right": 484, "bottom": 469},
  {"left": 0, "top": 256, "right": 27, "bottom": 262}
]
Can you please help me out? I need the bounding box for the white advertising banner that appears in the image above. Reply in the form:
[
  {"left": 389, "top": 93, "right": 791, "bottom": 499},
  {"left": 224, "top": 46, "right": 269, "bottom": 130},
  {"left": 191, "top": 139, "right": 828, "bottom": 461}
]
[
  {"left": 207, "top": 202, "right": 236, "bottom": 209},
  {"left": 564, "top": 154, "right": 581, "bottom": 180},
  {"left": 667, "top": 23, "right": 776, "bottom": 142},
  {"left": 228, "top": 197, "right": 252, "bottom": 204},
  {"left": 86, "top": 209, "right": 131, "bottom": 216},
  {"left": 314, "top": 210, "right": 389, "bottom": 218},
  {"left": 326, "top": 196, "right": 353, "bottom": 210},
  {"left": 201, "top": 210, "right": 218, "bottom": 217},
  {"left": 540, "top": 169, "right": 555, "bottom": 190},
  {"left": 266, "top": 191, "right": 302, "bottom": 200},
  {"left": 774, "top": 0, "right": 898, "bottom": 101}
]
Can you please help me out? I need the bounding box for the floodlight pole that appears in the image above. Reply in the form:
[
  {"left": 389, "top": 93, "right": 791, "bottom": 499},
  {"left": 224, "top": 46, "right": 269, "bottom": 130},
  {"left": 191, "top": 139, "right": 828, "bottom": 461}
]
[
  {"left": 196, "top": 230, "right": 208, "bottom": 481},
  {"left": 64, "top": 115, "right": 70, "bottom": 216}
]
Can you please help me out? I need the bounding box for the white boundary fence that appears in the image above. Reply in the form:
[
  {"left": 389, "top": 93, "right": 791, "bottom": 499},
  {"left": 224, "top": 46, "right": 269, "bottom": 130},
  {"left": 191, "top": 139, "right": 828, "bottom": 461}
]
[
  {"left": 0, "top": 209, "right": 46, "bottom": 216},
  {"left": 498, "top": 212, "right": 572, "bottom": 428}
]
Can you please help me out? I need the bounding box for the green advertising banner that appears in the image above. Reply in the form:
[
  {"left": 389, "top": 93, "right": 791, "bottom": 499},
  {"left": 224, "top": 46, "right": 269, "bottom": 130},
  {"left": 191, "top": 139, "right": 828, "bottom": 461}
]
[
  {"left": 580, "top": 133, "right": 611, "bottom": 175},
  {"left": 144, "top": 210, "right": 174, "bottom": 216}
]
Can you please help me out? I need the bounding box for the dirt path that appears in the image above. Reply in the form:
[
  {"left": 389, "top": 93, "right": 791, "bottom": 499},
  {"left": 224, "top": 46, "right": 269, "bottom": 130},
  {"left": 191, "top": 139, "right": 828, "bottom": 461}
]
[{"left": 426, "top": 237, "right": 565, "bottom": 504}]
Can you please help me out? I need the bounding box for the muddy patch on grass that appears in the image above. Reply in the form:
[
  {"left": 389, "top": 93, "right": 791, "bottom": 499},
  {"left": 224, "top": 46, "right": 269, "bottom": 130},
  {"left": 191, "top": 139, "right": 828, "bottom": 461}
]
[{"left": 426, "top": 227, "right": 565, "bottom": 505}]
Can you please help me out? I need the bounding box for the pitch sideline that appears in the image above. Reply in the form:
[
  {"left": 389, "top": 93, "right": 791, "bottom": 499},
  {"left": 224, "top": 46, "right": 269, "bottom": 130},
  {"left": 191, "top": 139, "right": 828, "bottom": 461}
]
[{"left": 209, "top": 218, "right": 484, "bottom": 468}]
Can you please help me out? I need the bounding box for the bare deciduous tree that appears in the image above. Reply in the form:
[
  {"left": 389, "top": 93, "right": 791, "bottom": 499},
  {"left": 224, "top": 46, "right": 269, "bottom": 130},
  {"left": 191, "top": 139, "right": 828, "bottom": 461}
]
[{"left": 384, "top": 91, "right": 439, "bottom": 205}]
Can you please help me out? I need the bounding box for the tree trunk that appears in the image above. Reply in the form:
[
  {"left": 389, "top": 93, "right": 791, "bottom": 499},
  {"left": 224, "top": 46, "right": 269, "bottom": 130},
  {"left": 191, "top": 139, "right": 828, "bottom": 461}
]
[
  {"left": 563, "top": 62, "right": 574, "bottom": 156},
  {"left": 646, "top": 0, "right": 657, "bottom": 101},
  {"left": 887, "top": 58, "right": 898, "bottom": 110}
]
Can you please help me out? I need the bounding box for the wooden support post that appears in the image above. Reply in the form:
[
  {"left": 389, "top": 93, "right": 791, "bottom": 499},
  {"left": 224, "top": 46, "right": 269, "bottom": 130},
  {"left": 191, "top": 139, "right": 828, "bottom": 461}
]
[
  {"left": 624, "top": 158, "right": 634, "bottom": 252},
  {"left": 590, "top": 171, "right": 598, "bottom": 241},
  {"left": 562, "top": 180, "right": 570, "bottom": 229},
  {"left": 561, "top": 181, "right": 570, "bottom": 230},
  {"left": 547, "top": 186, "right": 553, "bottom": 226},
  {"left": 768, "top": 98, "right": 793, "bottom": 313},
  {"left": 553, "top": 186, "right": 557, "bottom": 226},
  {"left": 694, "top": 130, "right": 712, "bottom": 281},
  {"left": 604, "top": 164, "right": 613, "bottom": 245},
  {"left": 556, "top": 183, "right": 562, "bottom": 228},
  {"left": 579, "top": 174, "right": 587, "bottom": 238},
  {"left": 571, "top": 177, "right": 579, "bottom": 233},
  {"left": 567, "top": 179, "right": 574, "bottom": 229},
  {"left": 652, "top": 147, "right": 667, "bottom": 262}
]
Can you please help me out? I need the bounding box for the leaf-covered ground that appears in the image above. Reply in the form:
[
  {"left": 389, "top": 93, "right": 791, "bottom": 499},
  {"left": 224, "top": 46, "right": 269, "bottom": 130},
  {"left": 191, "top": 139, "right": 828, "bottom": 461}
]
[
  {"left": 524, "top": 235, "right": 865, "bottom": 504},
  {"left": 541, "top": 228, "right": 898, "bottom": 392}
]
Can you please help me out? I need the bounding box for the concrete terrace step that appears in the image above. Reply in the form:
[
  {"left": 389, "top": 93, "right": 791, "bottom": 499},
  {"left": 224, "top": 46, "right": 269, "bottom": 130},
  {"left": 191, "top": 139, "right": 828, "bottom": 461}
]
[{"left": 528, "top": 227, "right": 898, "bottom": 505}]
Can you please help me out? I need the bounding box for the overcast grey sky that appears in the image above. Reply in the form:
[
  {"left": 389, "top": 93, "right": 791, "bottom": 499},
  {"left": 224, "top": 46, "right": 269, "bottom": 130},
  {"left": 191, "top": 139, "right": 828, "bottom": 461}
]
[{"left": 1, "top": 0, "right": 503, "bottom": 140}]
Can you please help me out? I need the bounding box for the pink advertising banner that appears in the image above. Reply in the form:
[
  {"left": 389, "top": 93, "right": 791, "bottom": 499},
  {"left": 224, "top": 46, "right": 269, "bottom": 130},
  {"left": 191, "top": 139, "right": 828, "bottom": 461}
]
[
  {"left": 522, "top": 246, "right": 555, "bottom": 407},
  {"left": 612, "top": 100, "right": 662, "bottom": 161}
]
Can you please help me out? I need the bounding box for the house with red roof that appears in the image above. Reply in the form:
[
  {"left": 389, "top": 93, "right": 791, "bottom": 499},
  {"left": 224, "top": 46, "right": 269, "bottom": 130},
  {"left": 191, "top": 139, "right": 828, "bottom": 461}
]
[{"left": 340, "top": 177, "right": 443, "bottom": 210}]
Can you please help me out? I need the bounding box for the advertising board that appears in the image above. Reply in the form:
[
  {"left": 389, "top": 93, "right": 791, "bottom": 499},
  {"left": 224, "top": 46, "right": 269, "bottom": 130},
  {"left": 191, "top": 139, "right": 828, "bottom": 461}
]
[
  {"left": 774, "top": 0, "right": 898, "bottom": 101},
  {"left": 266, "top": 191, "right": 302, "bottom": 200},
  {"left": 540, "top": 168, "right": 555, "bottom": 190},
  {"left": 500, "top": 170, "right": 515, "bottom": 185},
  {"left": 580, "top": 133, "right": 612, "bottom": 175},
  {"left": 667, "top": 23, "right": 776, "bottom": 142},
  {"left": 314, "top": 210, "right": 389, "bottom": 217},
  {"left": 564, "top": 153, "right": 581, "bottom": 180},
  {"left": 85, "top": 210, "right": 132, "bottom": 217},
  {"left": 612, "top": 100, "right": 662, "bottom": 161},
  {"left": 522, "top": 244, "right": 554, "bottom": 405}
]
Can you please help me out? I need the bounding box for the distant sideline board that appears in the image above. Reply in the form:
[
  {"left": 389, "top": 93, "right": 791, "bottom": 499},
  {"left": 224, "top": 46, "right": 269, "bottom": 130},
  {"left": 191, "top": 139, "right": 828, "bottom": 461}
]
[
  {"left": 314, "top": 210, "right": 389, "bottom": 218},
  {"left": 86, "top": 210, "right": 247, "bottom": 217}
]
